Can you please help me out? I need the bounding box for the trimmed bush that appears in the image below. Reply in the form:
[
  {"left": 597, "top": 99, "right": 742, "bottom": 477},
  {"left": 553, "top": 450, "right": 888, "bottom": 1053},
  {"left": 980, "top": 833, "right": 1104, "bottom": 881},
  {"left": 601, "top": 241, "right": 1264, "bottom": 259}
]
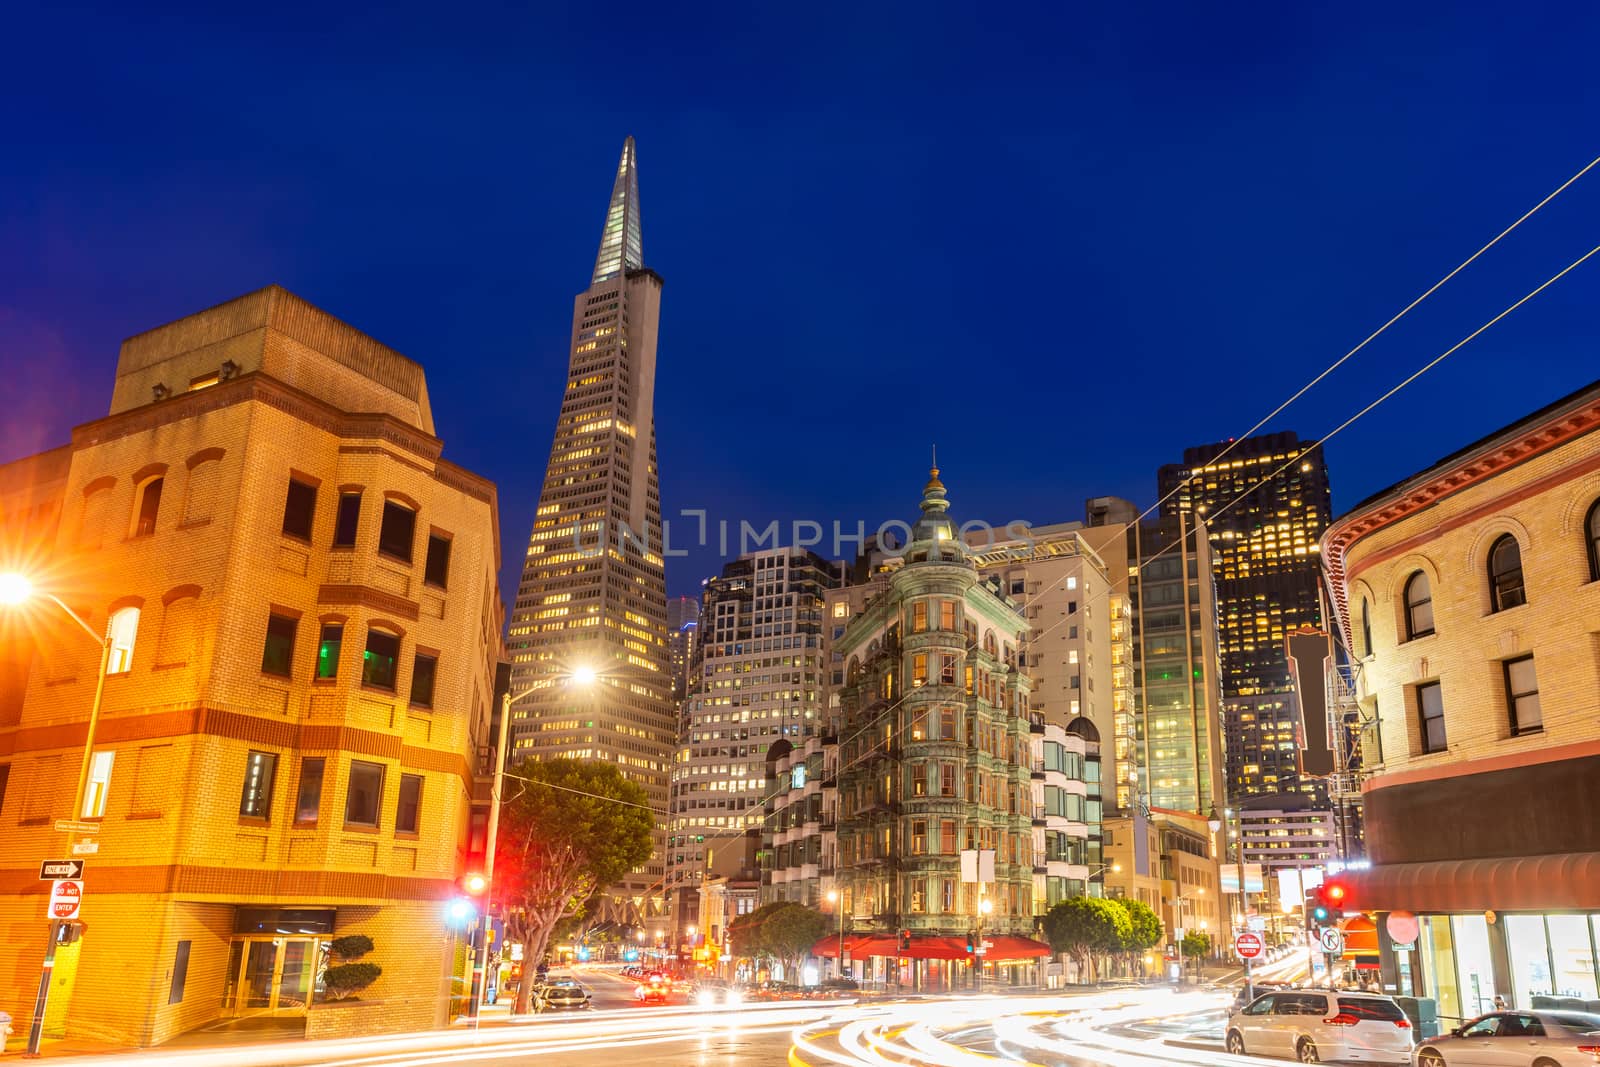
[{"left": 323, "top": 962, "right": 382, "bottom": 999}]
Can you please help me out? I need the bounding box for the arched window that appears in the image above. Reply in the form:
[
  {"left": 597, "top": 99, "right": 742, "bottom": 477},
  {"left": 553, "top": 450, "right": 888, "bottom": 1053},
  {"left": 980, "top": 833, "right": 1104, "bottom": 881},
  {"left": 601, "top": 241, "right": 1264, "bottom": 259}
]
[
  {"left": 133, "top": 477, "right": 164, "bottom": 537},
  {"left": 107, "top": 606, "right": 140, "bottom": 674},
  {"left": 1488, "top": 534, "right": 1526, "bottom": 612},
  {"left": 1403, "top": 572, "right": 1434, "bottom": 640},
  {"left": 983, "top": 631, "right": 997, "bottom": 656},
  {"left": 1586, "top": 499, "right": 1600, "bottom": 582},
  {"left": 1360, "top": 599, "right": 1373, "bottom": 657}
]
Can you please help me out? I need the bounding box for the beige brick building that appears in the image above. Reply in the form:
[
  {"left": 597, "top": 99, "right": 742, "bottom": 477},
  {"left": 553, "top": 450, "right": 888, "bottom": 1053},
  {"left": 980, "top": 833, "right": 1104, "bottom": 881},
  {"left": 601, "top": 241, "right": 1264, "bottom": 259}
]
[
  {"left": 0, "top": 287, "right": 503, "bottom": 1046},
  {"left": 1323, "top": 377, "right": 1600, "bottom": 1016}
]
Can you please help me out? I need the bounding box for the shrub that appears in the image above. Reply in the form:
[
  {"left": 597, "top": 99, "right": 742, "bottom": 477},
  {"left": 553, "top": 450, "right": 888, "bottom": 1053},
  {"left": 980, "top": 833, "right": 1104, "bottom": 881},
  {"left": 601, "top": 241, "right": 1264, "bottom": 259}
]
[
  {"left": 323, "top": 962, "right": 382, "bottom": 999},
  {"left": 328, "top": 935, "right": 374, "bottom": 960}
]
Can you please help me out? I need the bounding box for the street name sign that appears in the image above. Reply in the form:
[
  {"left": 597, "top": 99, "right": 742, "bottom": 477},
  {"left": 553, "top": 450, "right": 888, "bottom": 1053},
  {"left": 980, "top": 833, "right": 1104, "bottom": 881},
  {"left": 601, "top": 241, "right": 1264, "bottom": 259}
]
[
  {"left": 53, "top": 820, "right": 98, "bottom": 835},
  {"left": 48, "top": 879, "right": 83, "bottom": 920},
  {"left": 39, "top": 860, "right": 84, "bottom": 880},
  {"left": 1234, "top": 931, "right": 1264, "bottom": 959},
  {"left": 71, "top": 841, "right": 99, "bottom": 856}
]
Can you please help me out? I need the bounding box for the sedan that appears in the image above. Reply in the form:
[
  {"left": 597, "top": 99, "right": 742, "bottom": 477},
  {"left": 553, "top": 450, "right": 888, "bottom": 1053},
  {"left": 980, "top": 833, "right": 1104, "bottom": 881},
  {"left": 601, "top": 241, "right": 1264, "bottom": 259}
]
[
  {"left": 533, "top": 980, "right": 590, "bottom": 1012},
  {"left": 1413, "top": 1010, "right": 1600, "bottom": 1066}
]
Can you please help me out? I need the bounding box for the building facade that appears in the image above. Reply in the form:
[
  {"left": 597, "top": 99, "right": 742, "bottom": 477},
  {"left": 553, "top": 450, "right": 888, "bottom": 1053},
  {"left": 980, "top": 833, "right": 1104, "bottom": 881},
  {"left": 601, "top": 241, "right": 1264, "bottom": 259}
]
[
  {"left": 1324, "top": 378, "right": 1600, "bottom": 1017},
  {"left": 506, "top": 138, "right": 673, "bottom": 917},
  {"left": 0, "top": 287, "right": 503, "bottom": 1045},
  {"left": 666, "top": 594, "right": 699, "bottom": 702},
  {"left": 665, "top": 549, "right": 837, "bottom": 940},
  {"left": 1157, "top": 432, "right": 1332, "bottom": 803},
  {"left": 1080, "top": 498, "right": 1227, "bottom": 818},
  {"left": 762, "top": 469, "right": 1056, "bottom": 989}
]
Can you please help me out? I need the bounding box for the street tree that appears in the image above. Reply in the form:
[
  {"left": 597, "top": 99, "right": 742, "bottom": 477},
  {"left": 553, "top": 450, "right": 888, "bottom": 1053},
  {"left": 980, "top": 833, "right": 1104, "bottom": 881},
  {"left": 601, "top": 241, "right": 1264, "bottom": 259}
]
[
  {"left": 1042, "top": 897, "right": 1131, "bottom": 983},
  {"left": 1181, "top": 929, "right": 1212, "bottom": 968},
  {"left": 1111, "top": 898, "right": 1164, "bottom": 974},
  {"left": 729, "top": 902, "right": 828, "bottom": 980},
  {"left": 495, "top": 758, "right": 654, "bottom": 1015}
]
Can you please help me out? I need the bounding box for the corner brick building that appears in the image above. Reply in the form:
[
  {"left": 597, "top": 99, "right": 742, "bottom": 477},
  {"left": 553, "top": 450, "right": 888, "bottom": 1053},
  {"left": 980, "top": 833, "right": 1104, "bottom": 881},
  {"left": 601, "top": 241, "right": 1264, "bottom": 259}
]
[{"left": 0, "top": 286, "right": 503, "bottom": 1045}]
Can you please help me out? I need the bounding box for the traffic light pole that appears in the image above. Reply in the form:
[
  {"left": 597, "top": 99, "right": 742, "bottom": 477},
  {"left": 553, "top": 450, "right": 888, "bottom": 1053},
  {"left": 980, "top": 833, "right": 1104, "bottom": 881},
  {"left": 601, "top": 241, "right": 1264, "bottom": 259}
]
[{"left": 469, "top": 688, "right": 515, "bottom": 1027}]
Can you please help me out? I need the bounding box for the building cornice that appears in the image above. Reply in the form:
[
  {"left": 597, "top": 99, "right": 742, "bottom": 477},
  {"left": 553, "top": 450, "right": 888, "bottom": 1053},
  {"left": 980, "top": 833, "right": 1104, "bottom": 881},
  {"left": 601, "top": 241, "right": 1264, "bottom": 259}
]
[{"left": 1320, "top": 386, "right": 1600, "bottom": 646}]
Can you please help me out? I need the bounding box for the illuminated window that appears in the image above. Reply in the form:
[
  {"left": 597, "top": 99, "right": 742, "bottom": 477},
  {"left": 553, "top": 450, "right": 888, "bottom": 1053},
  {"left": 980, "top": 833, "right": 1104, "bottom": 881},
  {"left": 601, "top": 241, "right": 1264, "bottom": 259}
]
[
  {"left": 238, "top": 751, "right": 278, "bottom": 818},
  {"left": 83, "top": 751, "right": 114, "bottom": 818},
  {"left": 316, "top": 623, "right": 342, "bottom": 680},
  {"left": 107, "top": 606, "right": 140, "bottom": 674},
  {"left": 912, "top": 602, "right": 928, "bottom": 633}
]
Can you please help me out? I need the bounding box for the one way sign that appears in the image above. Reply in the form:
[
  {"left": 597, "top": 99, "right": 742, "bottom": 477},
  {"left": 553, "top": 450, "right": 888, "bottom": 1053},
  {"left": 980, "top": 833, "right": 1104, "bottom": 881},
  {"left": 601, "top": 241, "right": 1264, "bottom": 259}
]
[{"left": 39, "top": 860, "right": 85, "bottom": 880}]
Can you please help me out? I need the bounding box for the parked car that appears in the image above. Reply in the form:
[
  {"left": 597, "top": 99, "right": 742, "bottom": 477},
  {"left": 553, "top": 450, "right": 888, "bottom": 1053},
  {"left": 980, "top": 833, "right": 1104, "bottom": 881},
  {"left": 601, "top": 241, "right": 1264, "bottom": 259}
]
[
  {"left": 533, "top": 979, "right": 590, "bottom": 1012},
  {"left": 1227, "top": 989, "right": 1414, "bottom": 1064},
  {"left": 814, "top": 977, "right": 860, "bottom": 997},
  {"left": 1411, "top": 1010, "right": 1600, "bottom": 1066}
]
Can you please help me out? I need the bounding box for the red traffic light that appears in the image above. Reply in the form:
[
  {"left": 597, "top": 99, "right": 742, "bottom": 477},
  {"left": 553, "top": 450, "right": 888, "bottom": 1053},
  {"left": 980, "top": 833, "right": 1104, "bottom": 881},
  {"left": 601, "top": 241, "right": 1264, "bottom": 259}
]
[
  {"left": 461, "top": 872, "right": 489, "bottom": 896},
  {"left": 1325, "top": 882, "right": 1347, "bottom": 905}
]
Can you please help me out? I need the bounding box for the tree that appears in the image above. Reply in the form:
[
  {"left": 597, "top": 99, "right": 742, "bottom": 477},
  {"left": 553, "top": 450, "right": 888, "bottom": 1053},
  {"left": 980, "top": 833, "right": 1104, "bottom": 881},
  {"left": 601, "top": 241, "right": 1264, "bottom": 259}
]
[
  {"left": 1042, "top": 897, "right": 1131, "bottom": 983},
  {"left": 729, "top": 902, "right": 829, "bottom": 980},
  {"left": 496, "top": 758, "right": 654, "bottom": 1015},
  {"left": 1111, "top": 898, "right": 1164, "bottom": 975},
  {"left": 320, "top": 934, "right": 380, "bottom": 1001},
  {"left": 1181, "top": 929, "right": 1211, "bottom": 961}
]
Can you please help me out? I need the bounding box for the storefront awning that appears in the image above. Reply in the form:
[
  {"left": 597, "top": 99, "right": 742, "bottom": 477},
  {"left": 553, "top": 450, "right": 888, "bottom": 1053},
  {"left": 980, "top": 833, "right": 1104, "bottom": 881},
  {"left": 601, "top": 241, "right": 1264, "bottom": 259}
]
[
  {"left": 810, "top": 933, "right": 1053, "bottom": 961},
  {"left": 1343, "top": 851, "right": 1600, "bottom": 913}
]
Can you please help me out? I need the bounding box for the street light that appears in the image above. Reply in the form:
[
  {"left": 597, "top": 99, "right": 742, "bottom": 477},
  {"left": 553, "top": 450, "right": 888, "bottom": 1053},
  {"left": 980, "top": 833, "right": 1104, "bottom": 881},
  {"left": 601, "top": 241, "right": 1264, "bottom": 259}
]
[
  {"left": 471, "top": 664, "right": 596, "bottom": 1022},
  {"left": 975, "top": 896, "right": 994, "bottom": 988},
  {"left": 826, "top": 889, "right": 845, "bottom": 979},
  {"left": 0, "top": 572, "right": 116, "bottom": 1057}
]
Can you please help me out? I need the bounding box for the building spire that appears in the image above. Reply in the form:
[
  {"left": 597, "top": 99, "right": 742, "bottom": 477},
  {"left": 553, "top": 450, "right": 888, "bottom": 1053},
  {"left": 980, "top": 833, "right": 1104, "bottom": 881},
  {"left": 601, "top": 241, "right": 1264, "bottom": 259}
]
[{"left": 592, "top": 136, "right": 643, "bottom": 284}]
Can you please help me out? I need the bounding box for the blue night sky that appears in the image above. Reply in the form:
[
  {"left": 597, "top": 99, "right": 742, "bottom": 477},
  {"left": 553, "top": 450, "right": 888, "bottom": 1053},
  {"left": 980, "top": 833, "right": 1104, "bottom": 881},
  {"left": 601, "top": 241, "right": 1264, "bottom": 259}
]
[{"left": 3, "top": 2, "right": 1597, "bottom": 600}]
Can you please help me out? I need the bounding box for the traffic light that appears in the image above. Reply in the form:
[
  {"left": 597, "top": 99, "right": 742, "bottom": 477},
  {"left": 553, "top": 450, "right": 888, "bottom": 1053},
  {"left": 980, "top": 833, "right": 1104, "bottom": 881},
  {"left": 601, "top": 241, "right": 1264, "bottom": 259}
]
[
  {"left": 56, "top": 921, "right": 83, "bottom": 946},
  {"left": 462, "top": 872, "right": 489, "bottom": 897},
  {"left": 1309, "top": 886, "right": 1333, "bottom": 924},
  {"left": 898, "top": 929, "right": 911, "bottom": 952},
  {"left": 1324, "top": 879, "right": 1349, "bottom": 911},
  {"left": 965, "top": 931, "right": 975, "bottom": 954}
]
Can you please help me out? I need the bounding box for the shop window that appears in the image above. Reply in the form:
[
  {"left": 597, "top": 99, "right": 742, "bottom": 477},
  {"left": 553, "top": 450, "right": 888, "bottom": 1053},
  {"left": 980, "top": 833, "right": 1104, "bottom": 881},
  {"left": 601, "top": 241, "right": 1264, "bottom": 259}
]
[
  {"left": 281, "top": 479, "right": 317, "bottom": 540},
  {"left": 261, "top": 614, "right": 297, "bottom": 677},
  {"left": 362, "top": 629, "right": 400, "bottom": 690},
  {"left": 424, "top": 534, "right": 452, "bottom": 588},
  {"left": 1488, "top": 535, "right": 1526, "bottom": 612},
  {"left": 107, "top": 606, "right": 140, "bottom": 674},
  {"left": 315, "top": 623, "right": 342, "bottom": 680},
  {"left": 83, "top": 751, "right": 114, "bottom": 818},
  {"left": 133, "top": 477, "right": 163, "bottom": 537},
  {"left": 410, "top": 652, "right": 438, "bottom": 708},
  {"left": 377, "top": 500, "right": 416, "bottom": 563},
  {"left": 1505, "top": 914, "right": 1555, "bottom": 1001},
  {"left": 238, "top": 751, "right": 277, "bottom": 818},
  {"left": 333, "top": 492, "right": 361, "bottom": 548},
  {"left": 1403, "top": 572, "right": 1434, "bottom": 639},
  {"left": 294, "top": 758, "right": 325, "bottom": 825},
  {"left": 345, "top": 760, "right": 385, "bottom": 828},
  {"left": 1503, "top": 655, "right": 1541, "bottom": 735},
  {"left": 396, "top": 773, "right": 422, "bottom": 834}
]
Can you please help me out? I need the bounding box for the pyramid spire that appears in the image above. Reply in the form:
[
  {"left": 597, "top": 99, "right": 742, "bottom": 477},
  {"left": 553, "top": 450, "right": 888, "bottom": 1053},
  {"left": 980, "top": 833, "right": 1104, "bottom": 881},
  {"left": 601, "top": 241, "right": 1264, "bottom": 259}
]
[{"left": 592, "top": 136, "right": 643, "bottom": 284}]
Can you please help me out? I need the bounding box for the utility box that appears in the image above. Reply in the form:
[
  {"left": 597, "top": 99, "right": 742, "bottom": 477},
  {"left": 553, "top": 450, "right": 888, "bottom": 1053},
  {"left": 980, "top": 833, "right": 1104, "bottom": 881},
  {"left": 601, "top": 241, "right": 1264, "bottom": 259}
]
[{"left": 1394, "top": 996, "right": 1440, "bottom": 1040}]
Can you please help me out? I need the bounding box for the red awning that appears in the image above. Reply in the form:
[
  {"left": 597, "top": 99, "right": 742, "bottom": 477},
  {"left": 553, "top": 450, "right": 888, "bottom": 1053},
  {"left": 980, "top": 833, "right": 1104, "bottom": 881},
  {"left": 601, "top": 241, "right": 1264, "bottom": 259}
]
[
  {"left": 809, "top": 933, "right": 1053, "bottom": 961},
  {"left": 1343, "top": 852, "right": 1600, "bottom": 912},
  {"left": 1341, "top": 915, "right": 1378, "bottom": 953}
]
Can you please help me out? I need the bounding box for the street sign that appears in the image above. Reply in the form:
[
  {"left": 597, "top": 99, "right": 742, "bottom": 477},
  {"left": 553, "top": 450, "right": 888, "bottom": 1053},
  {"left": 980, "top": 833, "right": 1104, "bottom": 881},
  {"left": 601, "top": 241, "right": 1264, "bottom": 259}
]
[
  {"left": 1386, "top": 911, "right": 1420, "bottom": 945},
  {"left": 1393, "top": 942, "right": 1415, "bottom": 954},
  {"left": 38, "top": 860, "right": 84, "bottom": 880},
  {"left": 1234, "top": 931, "right": 1264, "bottom": 959},
  {"left": 1319, "top": 927, "right": 1344, "bottom": 954},
  {"left": 48, "top": 879, "right": 83, "bottom": 920},
  {"left": 71, "top": 841, "right": 99, "bottom": 856},
  {"left": 53, "top": 820, "right": 98, "bottom": 835}
]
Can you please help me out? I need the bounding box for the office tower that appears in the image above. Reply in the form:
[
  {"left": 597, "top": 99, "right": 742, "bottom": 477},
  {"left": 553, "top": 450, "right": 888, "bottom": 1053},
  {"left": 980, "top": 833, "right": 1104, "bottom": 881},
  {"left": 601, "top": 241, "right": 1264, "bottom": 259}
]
[
  {"left": 0, "top": 287, "right": 503, "bottom": 1044},
  {"left": 667, "top": 594, "right": 699, "bottom": 702},
  {"left": 666, "top": 549, "right": 838, "bottom": 939},
  {"left": 507, "top": 138, "right": 673, "bottom": 911},
  {"left": 1156, "top": 432, "right": 1332, "bottom": 802}
]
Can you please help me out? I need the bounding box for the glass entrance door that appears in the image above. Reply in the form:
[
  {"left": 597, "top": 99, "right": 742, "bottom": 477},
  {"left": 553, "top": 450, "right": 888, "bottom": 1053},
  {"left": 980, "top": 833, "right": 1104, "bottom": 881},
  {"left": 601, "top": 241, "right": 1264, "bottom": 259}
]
[{"left": 221, "top": 937, "right": 321, "bottom": 1016}]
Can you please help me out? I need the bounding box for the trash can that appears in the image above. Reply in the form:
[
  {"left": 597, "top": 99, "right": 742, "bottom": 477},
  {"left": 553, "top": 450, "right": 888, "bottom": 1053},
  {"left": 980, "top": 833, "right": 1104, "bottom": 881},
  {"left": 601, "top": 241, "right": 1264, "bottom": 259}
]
[{"left": 1394, "top": 996, "right": 1440, "bottom": 1040}]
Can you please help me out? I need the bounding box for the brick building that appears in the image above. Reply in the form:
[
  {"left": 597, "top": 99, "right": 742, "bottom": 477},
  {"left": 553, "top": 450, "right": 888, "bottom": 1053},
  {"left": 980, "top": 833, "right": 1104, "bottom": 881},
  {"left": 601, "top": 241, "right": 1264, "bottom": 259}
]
[
  {"left": 1323, "top": 377, "right": 1600, "bottom": 1016},
  {"left": 0, "top": 287, "right": 503, "bottom": 1045}
]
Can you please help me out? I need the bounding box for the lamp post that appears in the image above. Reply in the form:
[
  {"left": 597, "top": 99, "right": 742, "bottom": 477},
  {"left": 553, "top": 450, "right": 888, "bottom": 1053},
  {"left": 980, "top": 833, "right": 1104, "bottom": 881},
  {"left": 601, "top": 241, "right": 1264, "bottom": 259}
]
[
  {"left": 1, "top": 573, "right": 115, "bottom": 1058},
  {"left": 975, "top": 896, "right": 993, "bottom": 989},
  {"left": 826, "top": 889, "right": 845, "bottom": 981},
  {"left": 472, "top": 663, "right": 597, "bottom": 1023}
]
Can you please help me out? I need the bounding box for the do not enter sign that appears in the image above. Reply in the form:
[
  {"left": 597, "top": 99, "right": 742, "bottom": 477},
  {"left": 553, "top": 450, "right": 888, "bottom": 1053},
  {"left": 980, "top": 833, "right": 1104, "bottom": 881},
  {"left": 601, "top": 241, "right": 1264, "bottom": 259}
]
[
  {"left": 49, "top": 879, "right": 83, "bottom": 920},
  {"left": 1234, "top": 931, "right": 1264, "bottom": 959}
]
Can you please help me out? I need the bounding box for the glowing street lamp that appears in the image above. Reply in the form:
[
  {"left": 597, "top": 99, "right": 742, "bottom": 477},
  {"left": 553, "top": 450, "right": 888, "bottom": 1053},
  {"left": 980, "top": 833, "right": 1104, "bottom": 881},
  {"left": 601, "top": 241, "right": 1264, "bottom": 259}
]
[
  {"left": 1, "top": 571, "right": 117, "bottom": 1055},
  {"left": 826, "top": 889, "right": 846, "bottom": 978},
  {"left": 471, "top": 665, "right": 596, "bottom": 1022}
]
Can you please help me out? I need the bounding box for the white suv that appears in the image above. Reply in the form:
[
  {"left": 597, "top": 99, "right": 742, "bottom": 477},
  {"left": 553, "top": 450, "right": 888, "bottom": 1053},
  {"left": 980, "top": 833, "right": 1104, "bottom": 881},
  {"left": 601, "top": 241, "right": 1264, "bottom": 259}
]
[{"left": 1227, "top": 989, "right": 1415, "bottom": 1064}]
